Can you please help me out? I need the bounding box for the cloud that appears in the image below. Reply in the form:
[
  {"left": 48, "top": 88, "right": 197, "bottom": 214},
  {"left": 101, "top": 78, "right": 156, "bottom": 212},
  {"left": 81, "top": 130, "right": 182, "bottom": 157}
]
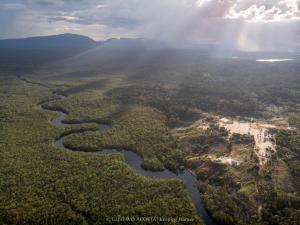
[
  {"left": 96, "top": 4, "right": 107, "bottom": 8},
  {"left": 0, "top": 3, "right": 26, "bottom": 11},
  {"left": 0, "top": 0, "right": 299, "bottom": 51},
  {"left": 48, "top": 15, "right": 80, "bottom": 22},
  {"left": 227, "top": 0, "right": 300, "bottom": 22},
  {"left": 32, "top": 0, "right": 63, "bottom": 6}
]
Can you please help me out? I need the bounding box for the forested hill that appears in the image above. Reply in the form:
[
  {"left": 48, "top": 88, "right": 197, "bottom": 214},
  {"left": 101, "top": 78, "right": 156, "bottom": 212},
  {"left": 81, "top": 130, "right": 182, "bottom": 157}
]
[
  {"left": 0, "top": 33, "right": 97, "bottom": 50},
  {"left": 0, "top": 34, "right": 98, "bottom": 71}
]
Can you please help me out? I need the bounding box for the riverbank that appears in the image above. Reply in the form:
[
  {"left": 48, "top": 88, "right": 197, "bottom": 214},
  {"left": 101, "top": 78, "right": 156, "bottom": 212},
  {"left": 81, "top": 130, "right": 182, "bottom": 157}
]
[{"left": 39, "top": 92, "right": 216, "bottom": 225}]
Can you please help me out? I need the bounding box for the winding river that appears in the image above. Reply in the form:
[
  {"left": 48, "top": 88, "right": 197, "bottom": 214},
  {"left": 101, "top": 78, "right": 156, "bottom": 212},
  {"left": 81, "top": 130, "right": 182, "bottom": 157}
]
[{"left": 38, "top": 93, "right": 216, "bottom": 225}]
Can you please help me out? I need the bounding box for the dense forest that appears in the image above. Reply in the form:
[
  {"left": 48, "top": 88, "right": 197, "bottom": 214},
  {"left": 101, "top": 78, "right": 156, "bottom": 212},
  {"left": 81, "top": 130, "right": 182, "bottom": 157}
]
[
  {"left": 0, "top": 75, "right": 202, "bottom": 224},
  {"left": 106, "top": 57, "right": 299, "bottom": 126},
  {"left": 1, "top": 46, "right": 299, "bottom": 225}
]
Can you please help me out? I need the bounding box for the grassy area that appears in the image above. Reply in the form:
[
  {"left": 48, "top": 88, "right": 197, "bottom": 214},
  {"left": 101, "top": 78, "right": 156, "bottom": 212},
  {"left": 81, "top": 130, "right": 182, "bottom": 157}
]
[{"left": 0, "top": 76, "right": 202, "bottom": 224}]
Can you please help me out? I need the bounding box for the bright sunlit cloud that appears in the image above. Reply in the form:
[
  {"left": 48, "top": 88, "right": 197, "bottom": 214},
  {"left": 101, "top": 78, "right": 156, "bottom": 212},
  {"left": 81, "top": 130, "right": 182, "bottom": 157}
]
[
  {"left": 227, "top": 0, "right": 300, "bottom": 22},
  {"left": 0, "top": 0, "right": 299, "bottom": 52}
]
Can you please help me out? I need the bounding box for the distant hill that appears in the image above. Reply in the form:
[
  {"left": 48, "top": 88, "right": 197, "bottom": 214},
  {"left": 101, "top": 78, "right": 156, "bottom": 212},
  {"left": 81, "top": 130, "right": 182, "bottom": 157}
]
[
  {"left": 0, "top": 34, "right": 99, "bottom": 71},
  {"left": 0, "top": 33, "right": 97, "bottom": 50},
  {"left": 1, "top": 33, "right": 299, "bottom": 74},
  {"left": 0, "top": 35, "right": 169, "bottom": 72},
  {"left": 58, "top": 38, "right": 170, "bottom": 69}
]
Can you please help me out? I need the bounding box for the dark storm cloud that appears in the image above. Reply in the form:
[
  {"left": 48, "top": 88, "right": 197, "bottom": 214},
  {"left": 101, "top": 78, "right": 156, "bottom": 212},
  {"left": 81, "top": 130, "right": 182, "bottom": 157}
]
[
  {"left": 47, "top": 9, "right": 140, "bottom": 28},
  {"left": 0, "top": 0, "right": 299, "bottom": 51}
]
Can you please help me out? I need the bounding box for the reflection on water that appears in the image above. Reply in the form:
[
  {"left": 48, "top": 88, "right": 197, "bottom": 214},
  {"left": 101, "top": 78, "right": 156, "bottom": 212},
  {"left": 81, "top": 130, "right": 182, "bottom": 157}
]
[
  {"left": 38, "top": 94, "right": 216, "bottom": 225},
  {"left": 98, "top": 149, "right": 215, "bottom": 225},
  {"left": 256, "top": 58, "right": 294, "bottom": 62}
]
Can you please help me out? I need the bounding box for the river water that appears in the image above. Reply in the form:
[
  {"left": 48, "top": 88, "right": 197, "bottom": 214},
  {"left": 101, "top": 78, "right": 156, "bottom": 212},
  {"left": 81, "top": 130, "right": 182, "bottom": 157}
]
[{"left": 38, "top": 93, "right": 216, "bottom": 225}]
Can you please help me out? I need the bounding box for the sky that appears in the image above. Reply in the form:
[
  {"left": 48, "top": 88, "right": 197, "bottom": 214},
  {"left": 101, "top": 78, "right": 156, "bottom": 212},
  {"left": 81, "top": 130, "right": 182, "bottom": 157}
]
[{"left": 0, "top": 0, "right": 299, "bottom": 51}]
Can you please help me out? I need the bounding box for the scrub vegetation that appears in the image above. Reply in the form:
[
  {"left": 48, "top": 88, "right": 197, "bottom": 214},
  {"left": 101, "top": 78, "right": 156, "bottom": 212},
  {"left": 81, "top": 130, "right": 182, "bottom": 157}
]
[
  {"left": 1, "top": 50, "right": 299, "bottom": 225},
  {"left": 0, "top": 75, "right": 201, "bottom": 225}
]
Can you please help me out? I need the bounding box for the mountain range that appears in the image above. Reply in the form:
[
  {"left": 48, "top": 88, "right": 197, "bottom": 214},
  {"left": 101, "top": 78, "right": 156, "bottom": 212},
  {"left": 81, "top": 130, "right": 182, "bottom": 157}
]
[{"left": 0, "top": 33, "right": 299, "bottom": 73}]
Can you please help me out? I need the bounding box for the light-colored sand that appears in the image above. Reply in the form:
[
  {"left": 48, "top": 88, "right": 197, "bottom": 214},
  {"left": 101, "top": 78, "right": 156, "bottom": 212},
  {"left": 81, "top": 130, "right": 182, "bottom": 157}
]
[
  {"left": 218, "top": 118, "right": 276, "bottom": 167},
  {"left": 176, "top": 116, "right": 279, "bottom": 168},
  {"left": 207, "top": 155, "right": 241, "bottom": 166}
]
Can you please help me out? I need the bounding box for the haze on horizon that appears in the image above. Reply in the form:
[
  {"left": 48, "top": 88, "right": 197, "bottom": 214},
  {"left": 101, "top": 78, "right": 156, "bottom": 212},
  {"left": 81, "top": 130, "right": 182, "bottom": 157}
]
[{"left": 0, "top": 0, "right": 300, "bottom": 52}]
